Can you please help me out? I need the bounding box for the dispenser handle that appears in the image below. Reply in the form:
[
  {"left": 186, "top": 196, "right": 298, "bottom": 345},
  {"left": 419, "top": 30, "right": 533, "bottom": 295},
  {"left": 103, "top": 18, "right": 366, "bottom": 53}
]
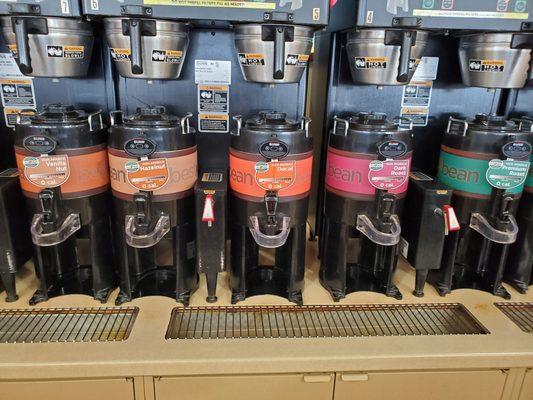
[
  {"left": 333, "top": 116, "right": 349, "bottom": 136},
  {"left": 356, "top": 214, "right": 401, "bottom": 246},
  {"left": 397, "top": 30, "right": 413, "bottom": 83},
  {"left": 273, "top": 26, "right": 286, "bottom": 80},
  {"left": 469, "top": 213, "right": 519, "bottom": 245},
  {"left": 447, "top": 117, "right": 469, "bottom": 136},
  {"left": 232, "top": 115, "right": 243, "bottom": 136},
  {"left": 88, "top": 110, "right": 103, "bottom": 131},
  {"left": 180, "top": 112, "right": 193, "bottom": 134},
  {"left": 300, "top": 116, "right": 312, "bottom": 137},
  {"left": 13, "top": 17, "right": 32, "bottom": 74},
  {"left": 129, "top": 18, "right": 144, "bottom": 75},
  {"left": 248, "top": 215, "right": 291, "bottom": 249},
  {"left": 125, "top": 214, "right": 170, "bottom": 248},
  {"left": 30, "top": 213, "right": 81, "bottom": 246},
  {"left": 109, "top": 110, "right": 124, "bottom": 126}
]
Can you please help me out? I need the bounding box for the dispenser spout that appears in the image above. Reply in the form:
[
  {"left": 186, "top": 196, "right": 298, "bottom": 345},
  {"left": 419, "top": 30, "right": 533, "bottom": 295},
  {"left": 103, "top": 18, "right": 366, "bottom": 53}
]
[{"left": 125, "top": 192, "right": 170, "bottom": 248}]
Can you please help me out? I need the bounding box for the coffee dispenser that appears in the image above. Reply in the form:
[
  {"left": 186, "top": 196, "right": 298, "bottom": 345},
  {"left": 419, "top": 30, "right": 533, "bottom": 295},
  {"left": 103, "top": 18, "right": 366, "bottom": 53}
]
[
  {"left": 320, "top": 113, "right": 412, "bottom": 300},
  {"left": 0, "top": 1, "right": 93, "bottom": 77},
  {"left": 108, "top": 107, "right": 198, "bottom": 305},
  {"left": 229, "top": 112, "right": 312, "bottom": 304},
  {"left": 429, "top": 115, "right": 531, "bottom": 299},
  {"left": 14, "top": 104, "right": 116, "bottom": 304}
]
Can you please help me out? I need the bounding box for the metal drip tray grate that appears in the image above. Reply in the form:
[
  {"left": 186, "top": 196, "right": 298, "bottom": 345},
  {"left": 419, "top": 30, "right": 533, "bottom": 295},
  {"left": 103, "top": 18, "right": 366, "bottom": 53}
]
[
  {"left": 0, "top": 307, "right": 138, "bottom": 343},
  {"left": 495, "top": 302, "right": 533, "bottom": 334},
  {"left": 166, "top": 303, "right": 488, "bottom": 340}
]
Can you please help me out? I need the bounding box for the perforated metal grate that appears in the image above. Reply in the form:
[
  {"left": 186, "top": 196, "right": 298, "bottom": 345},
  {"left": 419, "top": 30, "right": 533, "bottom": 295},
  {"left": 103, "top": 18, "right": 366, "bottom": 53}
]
[
  {"left": 0, "top": 307, "right": 138, "bottom": 343},
  {"left": 166, "top": 303, "right": 488, "bottom": 340},
  {"left": 495, "top": 302, "right": 533, "bottom": 334}
]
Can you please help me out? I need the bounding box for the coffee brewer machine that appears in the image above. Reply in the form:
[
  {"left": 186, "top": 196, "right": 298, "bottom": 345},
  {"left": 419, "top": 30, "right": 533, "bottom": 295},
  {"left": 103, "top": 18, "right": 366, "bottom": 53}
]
[
  {"left": 14, "top": 104, "right": 116, "bottom": 304},
  {"left": 314, "top": 0, "right": 533, "bottom": 299},
  {"left": 83, "top": 0, "right": 328, "bottom": 303},
  {"left": 0, "top": 0, "right": 93, "bottom": 77}
]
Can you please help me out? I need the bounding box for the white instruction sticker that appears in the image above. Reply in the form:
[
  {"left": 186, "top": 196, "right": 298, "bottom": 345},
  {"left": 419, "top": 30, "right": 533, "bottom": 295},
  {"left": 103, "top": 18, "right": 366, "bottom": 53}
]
[
  {"left": 195, "top": 60, "right": 231, "bottom": 85},
  {"left": 0, "top": 53, "right": 23, "bottom": 78}
]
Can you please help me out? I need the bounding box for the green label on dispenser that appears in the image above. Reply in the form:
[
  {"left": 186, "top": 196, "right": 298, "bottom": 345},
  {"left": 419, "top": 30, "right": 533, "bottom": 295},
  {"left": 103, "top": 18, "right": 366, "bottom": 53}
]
[
  {"left": 438, "top": 150, "right": 525, "bottom": 195},
  {"left": 486, "top": 159, "right": 530, "bottom": 190}
]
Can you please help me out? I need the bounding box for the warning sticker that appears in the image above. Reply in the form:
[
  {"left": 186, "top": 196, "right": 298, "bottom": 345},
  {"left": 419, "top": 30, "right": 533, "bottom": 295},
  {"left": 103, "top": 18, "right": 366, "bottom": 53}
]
[
  {"left": 402, "top": 81, "right": 433, "bottom": 107},
  {"left": 238, "top": 53, "right": 265, "bottom": 66},
  {"left": 144, "top": 0, "right": 276, "bottom": 9},
  {"left": 1, "top": 79, "right": 36, "bottom": 108},
  {"left": 110, "top": 48, "right": 131, "bottom": 62},
  {"left": 47, "top": 45, "right": 85, "bottom": 59},
  {"left": 368, "top": 159, "right": 410, "bottom": 191},
  {"left": 255, "top": 160, "right": 295, "bottom": 191},
  {"left": 400, "top": 107, "right": 429, "bottom": 127},
  {"left": 354, "top": 57, "right": 388, "bottom": 69},
  {"left": 126, "top": 158, "right": 169, "bottom": 191},
  {"left": 7, "top": 45, "right": 18, "bottom": 59},
  {"left": 469, "top": 59, "right": 505, "bottom": 73},
  {"left": 198, "top": 85, "right": 229, "bottom": 113},
  {"left": 152, "top": 49, "right": 183, "bottom": 64},
  {"left": 486, "top": 159, "right": 530, "bottom": 190},
  {"left": 23, "top": 154, "right": 70, "bottom": 188},
  {"left": 3, "top": 107, "right": 36, "bottom": 128},
  {"left": 286, "top": 54, "right": 309, "bottom": 67},
  {"left": 199, "top": 113, "right": 229, "bottom": 133}
]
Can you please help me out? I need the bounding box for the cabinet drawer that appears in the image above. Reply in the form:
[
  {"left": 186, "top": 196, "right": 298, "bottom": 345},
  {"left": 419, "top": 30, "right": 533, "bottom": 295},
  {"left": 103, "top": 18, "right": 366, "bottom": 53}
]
[
  {"left": 335, "top": 370, "right": 507, "bottom": 400},
  {"left": 155, "top": 373, "right": 334, "bottom": 400},
  {"left": 0, "top": 378, "right": 135, "bottom": 400}
]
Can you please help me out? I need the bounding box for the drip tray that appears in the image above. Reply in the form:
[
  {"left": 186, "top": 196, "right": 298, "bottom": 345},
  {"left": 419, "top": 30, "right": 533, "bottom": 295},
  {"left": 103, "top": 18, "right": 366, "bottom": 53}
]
[
  {"left": 166, "top": 303, "right": 489, "bottom": 340},
  {"left": 0, "top": 307, "right": 138, "bottom": 343},
  {"left": 495, "top": 302, "right": 533, "bottom": 334}
]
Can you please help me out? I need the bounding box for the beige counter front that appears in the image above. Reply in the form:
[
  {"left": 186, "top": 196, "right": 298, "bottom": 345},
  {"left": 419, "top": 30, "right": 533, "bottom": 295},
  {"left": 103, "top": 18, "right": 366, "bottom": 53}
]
[{"left": 0, "top": 240, "right": 532, "bottom": 400}]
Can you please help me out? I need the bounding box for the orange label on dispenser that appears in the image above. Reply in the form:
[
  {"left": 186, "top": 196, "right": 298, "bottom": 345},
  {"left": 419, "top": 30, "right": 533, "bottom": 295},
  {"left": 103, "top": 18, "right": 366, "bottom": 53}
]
[
  {"left": 229, "top": 150, "right": 313, "bottom": 199},
  {"left": 108, "top": 147, "right": 197, "bottom": 200},
  {"left": 15, "top": 146, "right": 110, "bottom": 198},
  {"left": 254, "top": 160, "right": 296, "bottom": 191},
  {"left": 125, "top": 158, "right": 169, "bottom": 191}
]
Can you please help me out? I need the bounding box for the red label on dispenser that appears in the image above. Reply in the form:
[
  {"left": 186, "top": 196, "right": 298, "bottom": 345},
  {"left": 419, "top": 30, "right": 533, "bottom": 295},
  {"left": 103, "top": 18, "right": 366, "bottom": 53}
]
[
  {"left": 368, "top": 159, "right": 410, "bottom": 190},
  {"left": 325, "top": 147, "right": 411, "bottom": 196}
]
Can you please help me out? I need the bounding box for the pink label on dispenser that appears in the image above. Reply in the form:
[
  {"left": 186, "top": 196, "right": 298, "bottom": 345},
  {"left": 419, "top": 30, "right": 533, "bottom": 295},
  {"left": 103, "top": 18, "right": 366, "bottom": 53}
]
[{"left": 325, "top": 148, "right": 410, "bottom": 195}]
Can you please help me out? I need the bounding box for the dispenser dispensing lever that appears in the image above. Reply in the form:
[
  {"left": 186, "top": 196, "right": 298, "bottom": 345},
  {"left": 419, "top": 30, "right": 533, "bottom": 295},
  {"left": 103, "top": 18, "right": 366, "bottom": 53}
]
[
  {"left": 125, "top": 192, "right": 170, "bottom": 248},
  {"left": 265, "top": 190, "right": 279, "bottom": 224}
]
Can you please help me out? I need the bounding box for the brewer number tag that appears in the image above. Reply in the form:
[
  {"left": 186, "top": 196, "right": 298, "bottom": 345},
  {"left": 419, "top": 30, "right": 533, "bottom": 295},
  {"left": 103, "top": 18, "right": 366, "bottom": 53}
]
[
  {"left": 126, "top": 158, "right": 169, "bottom": 191},
  {"left": 255, "top": 161, "right": 295, "bottom": 191},
  {"left": 60, "top": 0, "right": 70, "bottom": 14},
  {"left": 23, "top": 154, "right": 70, "bottom": 188},
  {"left": 91, "top": 0, "right": 100, "bottom": 11}
]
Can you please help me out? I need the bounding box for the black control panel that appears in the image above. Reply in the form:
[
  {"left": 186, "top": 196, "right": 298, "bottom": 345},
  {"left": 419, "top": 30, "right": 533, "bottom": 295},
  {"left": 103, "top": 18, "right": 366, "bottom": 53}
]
[
  {"left": 329, "top": 0, "right": 533, "bottom": 32},
  {"left": 81, "top": 0, "right": 329, "bottom": 26}
]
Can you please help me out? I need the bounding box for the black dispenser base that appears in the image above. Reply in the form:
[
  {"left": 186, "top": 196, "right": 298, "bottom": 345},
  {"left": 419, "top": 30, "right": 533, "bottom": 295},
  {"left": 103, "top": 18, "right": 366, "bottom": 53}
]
[
  {"left": 30, "top": 266, "right": 115, "bottom": 305},
  {"left": 115, "top": 268, "right": 198, "bottom": 306}
]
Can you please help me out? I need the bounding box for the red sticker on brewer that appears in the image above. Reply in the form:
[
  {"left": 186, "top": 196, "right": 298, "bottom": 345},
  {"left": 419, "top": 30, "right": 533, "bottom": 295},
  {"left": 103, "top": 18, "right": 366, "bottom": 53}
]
[
  {"left": 254, "top": 160, "right": 296, "bottom": 191},
  {"left": 368, "top": 159, "right": 410, "bottom": 191},
  {"left": 126, "top": 158, "right": 169, "bottom": 191},
  {"left": 23, "top": 154, "right": 70, "bottom": 188}
]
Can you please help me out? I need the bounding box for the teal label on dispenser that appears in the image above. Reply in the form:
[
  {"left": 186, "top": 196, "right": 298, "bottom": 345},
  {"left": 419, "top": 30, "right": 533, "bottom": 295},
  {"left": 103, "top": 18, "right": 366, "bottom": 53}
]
[
  {"left": 438, "top": 148, "right": 525, "bottom": 196},
  {"left": 526, "top": 155, "right": 533, "bottom": 190}
]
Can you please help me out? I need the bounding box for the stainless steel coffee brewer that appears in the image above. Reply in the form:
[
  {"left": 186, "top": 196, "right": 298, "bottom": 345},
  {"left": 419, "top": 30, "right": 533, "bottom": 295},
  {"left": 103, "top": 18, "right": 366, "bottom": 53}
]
[{"left": 0, "top": 1, "right": 93, "bottom": 77}]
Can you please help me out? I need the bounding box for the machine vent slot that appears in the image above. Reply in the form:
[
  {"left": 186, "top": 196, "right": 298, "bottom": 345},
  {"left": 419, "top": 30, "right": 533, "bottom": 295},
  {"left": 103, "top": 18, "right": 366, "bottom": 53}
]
[
  {"left": 495, "top": 302, "right": 533, "bottom": 334},
  {"left": 166, "top": 303, "right": 488, "bottom": 340},
  {"left": 0, "top": 307, "right": 138, "bottom": 343}
]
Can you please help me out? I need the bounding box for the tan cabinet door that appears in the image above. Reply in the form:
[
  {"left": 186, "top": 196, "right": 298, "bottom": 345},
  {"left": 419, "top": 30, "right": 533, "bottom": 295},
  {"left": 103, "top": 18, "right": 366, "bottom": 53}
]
[
  {"left": 155, "top": 373, "right": 334, "bottom": 400},
  {"left": 335, "top": 370, "right": 508, "bottom": 400},
  {"left": 0, "top": 378, "right": 135, "bottom": 400},
  {"left": 519, "top": 369, "right": 533, "bottom": 400}
]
